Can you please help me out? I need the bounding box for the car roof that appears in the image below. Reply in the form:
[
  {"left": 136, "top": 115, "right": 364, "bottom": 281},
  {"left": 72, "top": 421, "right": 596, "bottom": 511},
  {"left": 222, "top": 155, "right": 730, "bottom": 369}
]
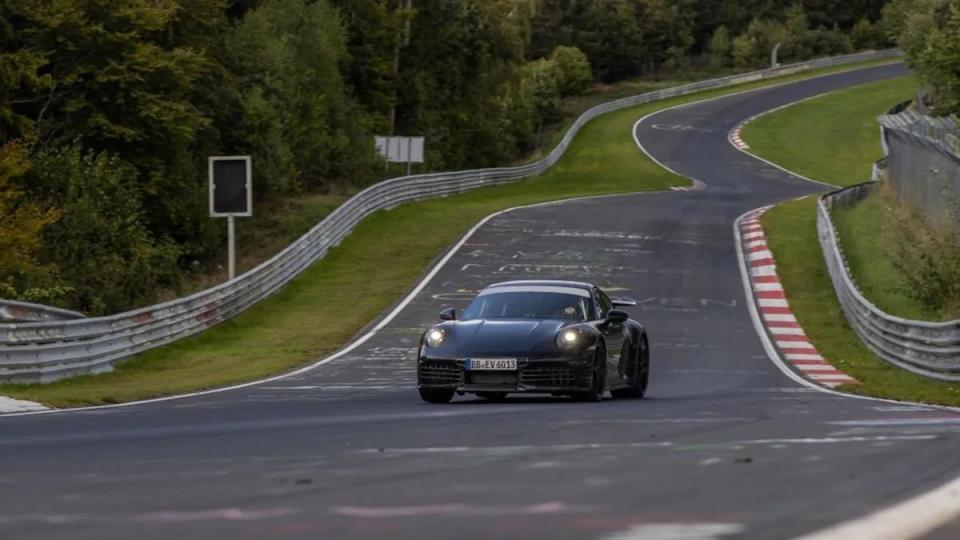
[{"left": 484, "top": 280, "right": 595, "bottom": 292}]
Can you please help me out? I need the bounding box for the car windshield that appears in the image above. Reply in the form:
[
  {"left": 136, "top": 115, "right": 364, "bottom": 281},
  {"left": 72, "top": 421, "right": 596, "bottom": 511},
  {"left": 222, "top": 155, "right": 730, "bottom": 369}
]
[{"left": 461, "top": 292, "right": 589, "bottom": 321}]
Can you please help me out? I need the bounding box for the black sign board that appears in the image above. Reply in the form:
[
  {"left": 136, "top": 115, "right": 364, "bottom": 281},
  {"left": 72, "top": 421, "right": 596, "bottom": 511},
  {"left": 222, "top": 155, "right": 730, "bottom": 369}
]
[{"left": 209, "top": 156, "right": 252, "bottom": 217}]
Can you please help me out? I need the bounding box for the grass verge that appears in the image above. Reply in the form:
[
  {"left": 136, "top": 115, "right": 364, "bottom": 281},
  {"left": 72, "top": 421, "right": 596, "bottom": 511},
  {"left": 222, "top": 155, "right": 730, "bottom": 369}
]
[
  {"left": 747, "top": 75, "right": 960, "bottom": 404},
  {"left": 742, "top": 76, "right": 917, "bottom": 186},
  {"left": 0, "top": 57, "right": 902, "bottom": 407}
]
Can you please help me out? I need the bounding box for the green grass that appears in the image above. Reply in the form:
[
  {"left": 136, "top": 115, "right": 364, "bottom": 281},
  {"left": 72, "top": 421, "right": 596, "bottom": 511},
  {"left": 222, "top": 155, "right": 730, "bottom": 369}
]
[
  {"left": 763, "top": 199, "right": 960, "bottom": 405},
  {"left": 743, "top": 77, "right": 918, "bottom": 186},
  {"left": 746, "top": 75, "right": 960, "bottom": 404},
  {"left": 0, "top": 58, "right": 903, "bottom": 408}
]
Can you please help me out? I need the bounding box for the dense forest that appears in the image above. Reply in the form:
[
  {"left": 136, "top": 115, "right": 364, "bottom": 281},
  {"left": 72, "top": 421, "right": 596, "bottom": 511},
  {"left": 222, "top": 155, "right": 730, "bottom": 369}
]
[{"left": 0, "top": 0, "right": 906, "bottom": 314}]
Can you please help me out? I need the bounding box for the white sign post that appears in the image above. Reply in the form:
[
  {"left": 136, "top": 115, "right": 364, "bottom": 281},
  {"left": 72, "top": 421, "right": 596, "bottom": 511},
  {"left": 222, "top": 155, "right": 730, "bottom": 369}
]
[
  {"left": 375, "top": 136, "right": 425, "bottom": 175},
  {"left": 209, "top": 156, "right": 253, "bottom": 281}
]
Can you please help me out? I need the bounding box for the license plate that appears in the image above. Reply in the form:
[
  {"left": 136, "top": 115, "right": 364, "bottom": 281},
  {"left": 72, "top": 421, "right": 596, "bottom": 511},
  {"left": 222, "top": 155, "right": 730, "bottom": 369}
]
[{"left": 465, "top": 358, "right": 517, "bottom": 371}]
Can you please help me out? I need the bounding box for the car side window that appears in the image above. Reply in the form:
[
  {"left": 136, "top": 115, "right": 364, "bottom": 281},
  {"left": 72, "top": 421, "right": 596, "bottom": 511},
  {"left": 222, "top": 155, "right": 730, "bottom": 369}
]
[{"left": 595, "top": 289, "right": 613, "bottom": 319}]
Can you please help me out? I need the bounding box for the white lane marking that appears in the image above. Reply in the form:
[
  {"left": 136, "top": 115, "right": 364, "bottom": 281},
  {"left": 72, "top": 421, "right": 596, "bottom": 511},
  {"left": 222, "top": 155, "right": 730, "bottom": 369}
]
[
  {"left": 0, "top": 397, "right": 47, "bottom": 413},
  {"left": 742, "top": 435, "right": 935, "bottom": 445},
  {"left": 603, "top": 523, "right": 745, "bottom": 540},
  {"left": 828, "top": 418, "right": 960, "bottom": 426},
  {"left": 764, "top": 313, "right": 797, "bottom": 322},
  {"left": 797, "top": 475, "right": 960, "bottom": 540},
  {"left": 759, "top": 298, "right": 789, "bottom": 308},
  {"left": 333, "top": 501, "right": 594, "bottom": 518}
]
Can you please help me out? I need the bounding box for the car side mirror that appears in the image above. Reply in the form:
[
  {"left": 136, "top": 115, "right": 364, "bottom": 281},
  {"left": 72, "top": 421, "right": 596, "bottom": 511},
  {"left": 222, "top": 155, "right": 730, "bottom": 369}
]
[
  {"left": 606, "top": 309, "right": 628, "bottom": 324},
  {"left": 439, "top": 308, "right": 457, "bottom": 321}
]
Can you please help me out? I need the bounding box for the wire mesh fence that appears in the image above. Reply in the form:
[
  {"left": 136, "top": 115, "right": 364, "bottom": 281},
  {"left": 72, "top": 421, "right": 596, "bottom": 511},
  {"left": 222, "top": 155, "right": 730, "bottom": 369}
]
[{"left": 879, "top": 110, "right": 960, "bottom": 228}]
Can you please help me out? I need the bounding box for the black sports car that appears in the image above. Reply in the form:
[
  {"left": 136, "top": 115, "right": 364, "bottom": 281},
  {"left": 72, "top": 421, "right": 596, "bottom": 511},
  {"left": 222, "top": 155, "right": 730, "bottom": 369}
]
[{"left": 416, "top": 280, "right": 650, "bottom": 403}]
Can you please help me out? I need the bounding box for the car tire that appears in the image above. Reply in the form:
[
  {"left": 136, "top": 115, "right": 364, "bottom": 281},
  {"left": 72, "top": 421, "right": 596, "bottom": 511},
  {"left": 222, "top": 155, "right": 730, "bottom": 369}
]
[
  {"left": 476, "top": 392, "right": 508, "bottom": 402},
  {"left": 612, "top": 335, "right": 649, "bottom": 399},
  {"left": 418, "top": 387, "right": 455, "bottom": 404},
  {"left": 573, "top": 347, "right": 606, "bottom": 402}
]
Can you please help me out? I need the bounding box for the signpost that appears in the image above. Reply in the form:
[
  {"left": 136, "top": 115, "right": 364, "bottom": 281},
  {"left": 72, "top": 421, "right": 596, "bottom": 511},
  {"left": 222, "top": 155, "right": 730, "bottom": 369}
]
[
  {"left": 375, "top": 135, "right": 425, "bottom": 175},
  {"left": 209, "top": 156, "right": 252, "bottom": 280}
]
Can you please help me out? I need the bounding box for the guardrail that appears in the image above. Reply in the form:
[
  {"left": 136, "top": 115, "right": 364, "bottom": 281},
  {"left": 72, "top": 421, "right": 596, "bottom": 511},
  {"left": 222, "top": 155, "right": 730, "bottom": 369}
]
[
  {"left": 0, "top": 49, "right": 903, "bottom": 383},
  {"left": 0, "top": 300, "right": 85, "bottom": 323},
  {"left": 818, "top": 183, "right": 960, "bottom": 381}
]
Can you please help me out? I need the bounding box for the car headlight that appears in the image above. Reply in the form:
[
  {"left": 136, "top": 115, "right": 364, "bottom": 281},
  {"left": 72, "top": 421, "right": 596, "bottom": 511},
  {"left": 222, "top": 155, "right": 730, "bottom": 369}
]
[
  {"left": 555, "top": 328, "right": 580, "bottom": 349},
  {"left": 425, "top": 328, "right": 446, "bottom": 348}
]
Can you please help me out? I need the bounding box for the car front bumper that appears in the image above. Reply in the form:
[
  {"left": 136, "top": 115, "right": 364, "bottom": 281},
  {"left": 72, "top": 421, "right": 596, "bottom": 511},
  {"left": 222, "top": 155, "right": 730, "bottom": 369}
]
[{"left": 417, "top": 356, "right": 594, "bottom": 394}]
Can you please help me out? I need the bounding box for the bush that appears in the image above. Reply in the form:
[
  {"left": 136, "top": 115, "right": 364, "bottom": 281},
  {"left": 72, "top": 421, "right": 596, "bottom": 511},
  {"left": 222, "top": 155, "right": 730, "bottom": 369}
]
[
  {"left": 732, "top": 33, "right": 758, "bottom": 68},
  {"left": 733, "top": 19, "right": 787, "bottom": 68},
  {"left": 882, "top": 185, "right": 960, "bottom": 317},
  {"left": 0, "top": 142, "right": 61, "bottom": 302},
  {"left": 549, "top": 46, "right": 593, "bottom": 97},
  {"left": 709, "top": 25, "right": 732, "bottom": 67},
  {"left": 30, "top": 147, "right": 181, "bottom": 314}
]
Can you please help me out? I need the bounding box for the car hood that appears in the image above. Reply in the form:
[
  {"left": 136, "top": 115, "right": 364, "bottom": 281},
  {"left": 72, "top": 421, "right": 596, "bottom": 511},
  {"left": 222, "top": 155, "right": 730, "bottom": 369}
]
[{"left": 450, "top": 318, "right": 567, "bottom": 356}]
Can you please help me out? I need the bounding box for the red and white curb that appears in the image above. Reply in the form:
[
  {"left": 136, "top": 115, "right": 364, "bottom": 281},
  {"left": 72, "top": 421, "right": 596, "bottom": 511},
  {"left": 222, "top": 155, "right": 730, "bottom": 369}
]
[
  {"left": 739, "top": 209, "right": 857, "bottom": 388},
  {"left": 729, "top": 121, "right": 750, "bottom": 150}
]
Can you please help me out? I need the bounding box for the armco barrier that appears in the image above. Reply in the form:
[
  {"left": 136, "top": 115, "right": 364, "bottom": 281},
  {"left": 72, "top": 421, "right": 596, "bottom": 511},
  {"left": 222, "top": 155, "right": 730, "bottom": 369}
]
[
  {"left": 0, "top": 49, "right": 902, "bottom": 383},
  {"left": 0, "top": 300, "right": 85, "bottom": 323},
  {"left": 818, "top": 183, "right": 960, "bottom": 381}
]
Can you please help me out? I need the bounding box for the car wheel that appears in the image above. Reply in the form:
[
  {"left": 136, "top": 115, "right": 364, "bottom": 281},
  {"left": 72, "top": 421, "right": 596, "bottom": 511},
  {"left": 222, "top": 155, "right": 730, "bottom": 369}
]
[
  {"left": 573, "top": 347, "right": 605, "bottom": 402},
  {"left": 418, "top": 387, "right": 455, "bottom": 404},
  {"left": 476, "top": 391, "right": 508, "bottom": 402},
  {"left": 612, "top": 335, "right": 649, "bottom": 399}
]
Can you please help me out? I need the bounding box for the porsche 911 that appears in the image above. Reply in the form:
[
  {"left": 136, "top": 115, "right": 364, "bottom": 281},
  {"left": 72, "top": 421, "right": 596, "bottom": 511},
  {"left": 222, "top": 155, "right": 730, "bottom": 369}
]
[{"left": 416, "top": 280, "right": 650, "bottom": 403}]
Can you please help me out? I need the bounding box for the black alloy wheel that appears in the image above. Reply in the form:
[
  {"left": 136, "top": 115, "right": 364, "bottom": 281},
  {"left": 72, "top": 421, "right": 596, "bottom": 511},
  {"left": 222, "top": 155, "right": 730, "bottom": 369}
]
[{"left": 612, "top": 336, "right": 649, "bottom": 399}]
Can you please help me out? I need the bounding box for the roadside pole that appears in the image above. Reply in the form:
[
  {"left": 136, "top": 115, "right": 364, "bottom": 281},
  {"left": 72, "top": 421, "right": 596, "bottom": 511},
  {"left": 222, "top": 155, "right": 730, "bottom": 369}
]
[{"left": 227, "top": 215, "right": 236, "bottom": 280}]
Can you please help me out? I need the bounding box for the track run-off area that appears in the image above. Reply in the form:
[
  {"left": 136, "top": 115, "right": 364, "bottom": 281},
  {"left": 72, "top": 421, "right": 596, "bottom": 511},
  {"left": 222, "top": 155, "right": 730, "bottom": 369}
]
[{"left": 3, "top": 62, "right": 960, "bottom": 540}]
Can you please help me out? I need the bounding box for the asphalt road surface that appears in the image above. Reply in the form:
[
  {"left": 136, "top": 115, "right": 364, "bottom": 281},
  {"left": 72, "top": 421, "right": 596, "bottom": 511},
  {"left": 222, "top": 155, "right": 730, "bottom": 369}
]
[{"left": 4, "top": 62, "right": 958, "bottom": 540}]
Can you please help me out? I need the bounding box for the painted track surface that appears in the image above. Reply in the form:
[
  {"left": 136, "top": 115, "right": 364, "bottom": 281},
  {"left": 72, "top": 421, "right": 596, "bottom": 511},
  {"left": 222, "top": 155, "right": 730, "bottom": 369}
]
[{"left": 3, "top": 63, "right": 958, "bottom": 540}]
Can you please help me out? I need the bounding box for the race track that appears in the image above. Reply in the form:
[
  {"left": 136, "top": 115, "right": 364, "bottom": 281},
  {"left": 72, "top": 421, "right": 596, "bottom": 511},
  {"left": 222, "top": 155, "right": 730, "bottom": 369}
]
[{"left": 4, "top": 62, "right": 959, "bottom": 540}]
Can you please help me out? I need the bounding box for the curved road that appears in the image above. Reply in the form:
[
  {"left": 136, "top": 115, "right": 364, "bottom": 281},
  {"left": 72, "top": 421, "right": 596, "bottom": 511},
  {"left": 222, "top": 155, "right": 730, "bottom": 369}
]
[{"left": 4, "top": 63, "right": 957, "bottom": 540}]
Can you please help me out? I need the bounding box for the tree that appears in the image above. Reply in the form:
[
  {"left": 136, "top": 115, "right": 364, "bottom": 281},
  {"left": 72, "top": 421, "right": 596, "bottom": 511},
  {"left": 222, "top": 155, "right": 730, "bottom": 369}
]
[
  {"left": 898, "top": 0, "right": 960, "bottom": 115},
  {"left": 709, "top": 25, "right": 732, "bottom": 66},
  {"left": 733, "top": 18, "right": 787, "bottom": 67},
  {"left": 29, "top": 147, "right": 180, "bottom": 314},
  {"left": 732, "top": 32, "right": 758, "bottom": 68},
  {"left": 0, "top": 142, "right": 60, "bottom": 301},
  {"left": 550, "top": 45, "right": 592, "bottom": 96},
  {"left": 850, "top": 17, "right": 881, "bottom": 49}
]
